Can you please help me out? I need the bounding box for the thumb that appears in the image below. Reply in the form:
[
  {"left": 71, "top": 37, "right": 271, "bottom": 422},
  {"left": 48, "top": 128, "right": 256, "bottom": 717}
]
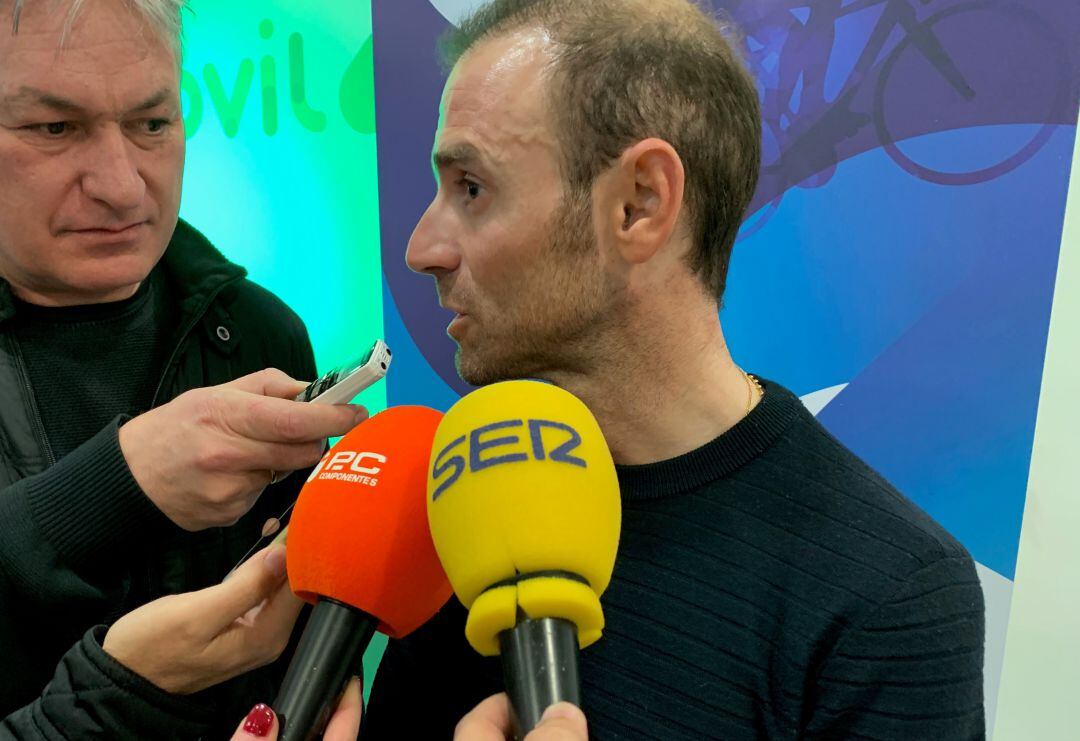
[
  {"left": 231, "top": 703, "right": 278, "bottom": 740},
  {"left": 526, "top": 703, "right": 588, "bottom": 741},
  {"left": 198, "top": 545, "right": 290, "bottom": 635},
  {"left": 323, "top": 676, "right": 363, "bottom": 741},
  {"left": 225, "top": 368, "right": 309, "bottom": 400}
]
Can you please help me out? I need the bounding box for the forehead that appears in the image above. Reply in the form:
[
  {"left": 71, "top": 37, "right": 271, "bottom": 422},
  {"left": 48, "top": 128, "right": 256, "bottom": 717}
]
[
  {"left": 437, "top": 30, "right": 560, "bottom": 165},
  {"left": 0, "top": 0, "right": 178, "bottom": 106}
]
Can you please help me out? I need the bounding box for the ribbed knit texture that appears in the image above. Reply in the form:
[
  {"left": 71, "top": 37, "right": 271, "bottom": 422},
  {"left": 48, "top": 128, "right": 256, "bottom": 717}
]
[
  {"left": 365, "top": 380, "right": 985, "bottom": 740},
  {"left": 21, "top": 418, "right": 173, "bottom": 568}
]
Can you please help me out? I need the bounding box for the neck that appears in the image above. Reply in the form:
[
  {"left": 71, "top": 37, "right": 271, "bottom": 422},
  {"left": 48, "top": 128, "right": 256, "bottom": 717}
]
[{"left": 547, "top": 291, "right": 760, "bottom": 465}]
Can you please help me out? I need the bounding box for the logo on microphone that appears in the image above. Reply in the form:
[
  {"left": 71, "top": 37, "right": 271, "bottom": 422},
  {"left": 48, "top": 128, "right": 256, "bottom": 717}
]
[
  {"left": 431, "top": 419, "right": 586, "bottom": 502},
  {"left": 308, "top": 450, "right": 386, "bottom": 487}
]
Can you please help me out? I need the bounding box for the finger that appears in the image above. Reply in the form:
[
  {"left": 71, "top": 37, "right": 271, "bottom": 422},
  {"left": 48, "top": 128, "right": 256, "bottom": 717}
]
[
  {"left": 219, "top": 392, "right": 366, "bottom": 444},
  {"left": 192, "top": 544, "right": 290, "bottom": 637},
  {"left": 231, "top": 703, "right": 278, "bottom": 740},
  {"left": 323, "top": 676, "right": 363, "bottom": 741},
  {"left": 454, "top": 693, "right": 513, "bottom": 741},
  {"left": 242, "top": 438, "right": 326, "bottom": 474},
  {"left": 228, "top": 567, "right": 305, "bottom": 658},
  {"left": 271, "top": 525, "right": 289, "bottom": 547},
  {"left": 201, "top": 435, "right": 325, "bottom": 478},
  {"left": 224, "top": 368, "right": 310, "bottom": 400},
  {"left": 207, "top": 578, "right": 304, "bottom": 682},
  {"left": 245, "top": 576, "right": 304, "bottom": 642},
  {"left": 526, "top": 703, "right": 589, "bottom": 741}
]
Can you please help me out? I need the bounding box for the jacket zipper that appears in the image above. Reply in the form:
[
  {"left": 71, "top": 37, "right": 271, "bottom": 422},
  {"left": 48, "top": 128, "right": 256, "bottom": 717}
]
[
  {"left": 142, "top": 279, "right": 238, "bottom": 601},
  {"left": 10, "top": 338, "right": 56, "bottom": 468},
  {"left": 149, "top": 279, "right": 237, "bottom": 408}
]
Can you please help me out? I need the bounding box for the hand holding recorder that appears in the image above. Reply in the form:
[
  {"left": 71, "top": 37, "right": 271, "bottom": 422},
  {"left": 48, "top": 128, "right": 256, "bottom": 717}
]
[{"left": 118, "top": 341, "right": 391, "bottom": 531}]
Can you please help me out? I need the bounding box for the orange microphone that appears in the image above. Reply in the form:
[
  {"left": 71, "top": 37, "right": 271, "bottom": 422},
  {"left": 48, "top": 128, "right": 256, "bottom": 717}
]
[{"left": 274, "top": 406, "right": 452, "bottom": 741}]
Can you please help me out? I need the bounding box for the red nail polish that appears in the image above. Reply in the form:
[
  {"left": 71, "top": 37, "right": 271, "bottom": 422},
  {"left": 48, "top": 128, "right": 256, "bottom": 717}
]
[{"left": 242, "top": 704, "right": 275, "bottom": 737}]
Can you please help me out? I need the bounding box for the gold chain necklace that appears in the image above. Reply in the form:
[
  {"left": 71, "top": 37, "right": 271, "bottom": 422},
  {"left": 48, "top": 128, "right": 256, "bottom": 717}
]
[{"left": 741, "top": 369, "right": 764, "bottom": 416}]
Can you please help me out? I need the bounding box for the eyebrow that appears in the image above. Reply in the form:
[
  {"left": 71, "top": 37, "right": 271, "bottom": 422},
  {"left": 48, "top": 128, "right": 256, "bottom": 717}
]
[
  {"left": 1, "top": 86, "right": 175, "bottom": 115},
  {"left": 433, "top": 143, "right": 484, "bottom": 171}
]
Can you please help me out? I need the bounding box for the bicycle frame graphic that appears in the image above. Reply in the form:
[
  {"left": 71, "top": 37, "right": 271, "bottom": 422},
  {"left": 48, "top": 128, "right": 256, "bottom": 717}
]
[{"left": 733, "top": 0, "right": 1075, "bottom": 239}]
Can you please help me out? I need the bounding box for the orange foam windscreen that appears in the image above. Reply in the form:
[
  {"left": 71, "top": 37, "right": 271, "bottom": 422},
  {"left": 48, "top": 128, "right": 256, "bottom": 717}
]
[{"left": 286, "top": 406, "right": 452, "bottom": 638}]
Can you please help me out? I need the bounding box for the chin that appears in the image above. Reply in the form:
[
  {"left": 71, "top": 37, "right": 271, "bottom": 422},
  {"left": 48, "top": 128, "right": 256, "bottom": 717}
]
[
  {"left": 455, "top": 345, "right": 551, "bottom": 388},
  {"left": 455, "top": 347, "right": 508, "bottom": 387},
  {"left": 65, "top": 258, "right": 158, "bottom": 300},
  {"left": 454, "top": 349, "right": 488, "bottom": 387}
]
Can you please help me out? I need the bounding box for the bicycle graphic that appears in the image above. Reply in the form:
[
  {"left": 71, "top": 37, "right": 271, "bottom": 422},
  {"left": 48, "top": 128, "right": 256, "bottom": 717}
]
[{"left": 731, "top": 0, "right": 1074, "bottom": 239}]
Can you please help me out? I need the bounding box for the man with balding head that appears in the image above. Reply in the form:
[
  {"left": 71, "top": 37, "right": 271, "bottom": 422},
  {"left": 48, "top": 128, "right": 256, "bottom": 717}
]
[
  {"left": 364, "top": 1, "right": 985, "bottom": 738},
  {"left": 0, "top": 0, "right": 364, "bottom": 735}
]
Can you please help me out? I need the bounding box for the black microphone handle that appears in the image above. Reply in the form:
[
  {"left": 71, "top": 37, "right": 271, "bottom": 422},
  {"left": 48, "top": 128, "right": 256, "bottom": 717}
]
[
  {"left": 499, "top": 616, "right": 581, "bottom": 740},
  {"left": 274, "top": 598, "right": 378, "bottom": 741}
]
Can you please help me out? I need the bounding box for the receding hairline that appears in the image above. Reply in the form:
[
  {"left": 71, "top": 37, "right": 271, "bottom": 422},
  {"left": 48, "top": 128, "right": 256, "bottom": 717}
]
[{"left": 440, "top": 0, "right": 718, "bottom": 69}]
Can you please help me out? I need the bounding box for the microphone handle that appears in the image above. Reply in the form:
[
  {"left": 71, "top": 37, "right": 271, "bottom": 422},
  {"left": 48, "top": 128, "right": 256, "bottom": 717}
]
[
  {"left": 499, "top": 616, "right": 581, "bottom": 740},
  {"left": 275, "top": 598, "right": 378, "bottom": 741}
]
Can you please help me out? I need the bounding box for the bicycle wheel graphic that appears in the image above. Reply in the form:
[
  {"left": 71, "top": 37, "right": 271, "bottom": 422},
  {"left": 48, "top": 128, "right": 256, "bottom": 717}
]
[{"left": 873, "top": 1, "right": 1072, "bottom": 186}]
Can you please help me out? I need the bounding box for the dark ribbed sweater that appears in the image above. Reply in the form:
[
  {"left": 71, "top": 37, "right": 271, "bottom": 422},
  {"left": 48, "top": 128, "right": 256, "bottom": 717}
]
[{"left": 363, "top": 379, "right": 985, "bottom": 740}]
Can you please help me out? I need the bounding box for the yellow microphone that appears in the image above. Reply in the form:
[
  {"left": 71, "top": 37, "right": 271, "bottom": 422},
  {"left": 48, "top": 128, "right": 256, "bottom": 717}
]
[{"left": 427, "top": 380, "right": 620, "bottom": 737}]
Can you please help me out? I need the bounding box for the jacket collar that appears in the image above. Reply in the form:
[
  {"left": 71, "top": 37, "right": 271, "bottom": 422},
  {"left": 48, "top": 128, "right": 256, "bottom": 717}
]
[{"left": 0, "top": 218, "right": 247, "bottom": 326}]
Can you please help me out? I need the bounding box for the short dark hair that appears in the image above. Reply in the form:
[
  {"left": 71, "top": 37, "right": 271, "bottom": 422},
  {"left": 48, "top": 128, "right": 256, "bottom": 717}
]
[{"left": 441, "top": 0, "right": 761, "bottom": 300}]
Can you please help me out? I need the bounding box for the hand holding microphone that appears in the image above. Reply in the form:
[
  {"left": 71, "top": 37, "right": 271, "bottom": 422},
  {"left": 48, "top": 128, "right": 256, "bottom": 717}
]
[
  {"left": 272, "top": 406, "right": 453, "bottom": 741},
  {"left": 102, "top": 543, "right": 302, "bottom": 694},
  {"left": 230, "top": 690, "right": 586, "bottom": 741},
  {"left": 455, "top": 695, "right": 589, "bottom": 741},
  {"left": 427, "top": 381, "right": 621, "bottom": 738}
]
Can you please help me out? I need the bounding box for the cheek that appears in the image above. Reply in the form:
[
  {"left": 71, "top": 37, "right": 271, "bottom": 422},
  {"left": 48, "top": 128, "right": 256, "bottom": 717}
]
[
  {"left": 470, "top": 221, "right": 549, "bottom": 288},
  {"left": 0, "top": 147, "right": 69, "bottom": 232},
  {"left": 142, "top": 138, "right": 185, "bottom": 204}
]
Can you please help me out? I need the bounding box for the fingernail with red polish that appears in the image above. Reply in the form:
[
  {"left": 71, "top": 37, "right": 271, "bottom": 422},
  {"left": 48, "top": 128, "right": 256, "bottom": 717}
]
[{"left": 243, "top": 704, "right": 275, "bottom": 737}]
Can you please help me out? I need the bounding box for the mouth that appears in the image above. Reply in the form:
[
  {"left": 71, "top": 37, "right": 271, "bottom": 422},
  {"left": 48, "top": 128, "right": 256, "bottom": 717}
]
[
  {"left": 446, "top": 311, "right": 470, "bottom": 339},
  {"left": 67, "top": 221, "right": 149, "bottom": 240}
]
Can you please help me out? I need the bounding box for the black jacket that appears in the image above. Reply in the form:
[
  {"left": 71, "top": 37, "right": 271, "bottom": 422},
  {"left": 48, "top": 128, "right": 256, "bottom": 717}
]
[{"left": 0, "top": 220, "right": 317, "bottom": 739}]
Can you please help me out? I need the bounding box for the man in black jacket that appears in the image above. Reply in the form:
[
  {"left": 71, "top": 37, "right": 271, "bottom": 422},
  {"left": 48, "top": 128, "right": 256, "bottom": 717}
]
[{"left": 0, "top": 0, "right": 364, "bottom": 736}]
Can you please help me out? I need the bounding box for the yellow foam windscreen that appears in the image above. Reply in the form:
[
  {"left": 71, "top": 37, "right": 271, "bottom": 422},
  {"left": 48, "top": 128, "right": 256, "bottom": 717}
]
[{"left": 427, "top": 381, "right": 621, "bottom": 655}]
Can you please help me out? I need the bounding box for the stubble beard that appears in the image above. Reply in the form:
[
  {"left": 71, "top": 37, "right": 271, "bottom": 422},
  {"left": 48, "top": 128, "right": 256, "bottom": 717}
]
[{"left": 455, "top": 193, "right": 621, "bottom": 387}]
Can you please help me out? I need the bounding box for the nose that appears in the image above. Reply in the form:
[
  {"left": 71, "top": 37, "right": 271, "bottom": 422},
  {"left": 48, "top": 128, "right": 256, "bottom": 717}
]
[
  {"left": 80, "top": 125, "right": 146, "bottom": 213},
  {"left": 406, "top": 199, "right": 461, "bottom": 275}
]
